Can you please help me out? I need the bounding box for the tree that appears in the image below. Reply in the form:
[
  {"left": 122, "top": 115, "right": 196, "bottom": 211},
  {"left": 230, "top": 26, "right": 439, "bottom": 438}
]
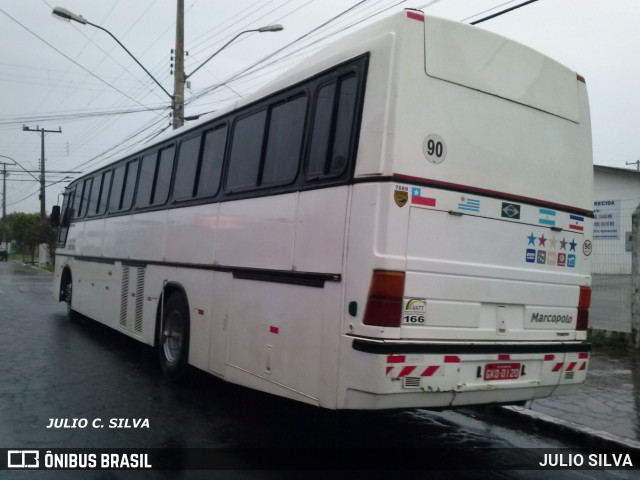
[{"left": 5, "top": 212, "right": 56, "bottom": 263}]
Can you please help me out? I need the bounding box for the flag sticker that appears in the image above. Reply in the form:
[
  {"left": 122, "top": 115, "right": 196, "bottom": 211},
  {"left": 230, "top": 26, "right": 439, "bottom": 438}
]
[
  {"left": 539, "top": 208, "right": 556, "bottom": 226},
  {"left": 569, "top": 214, "right": 584, "bottom": 232},
  {"left": 501, "top": 202, "right": 521, "bottom": 219},
  {"left": 458, "top": 197, "right": 480, "bottom": 212},
  {"left": 526, "top": 249, "right": 536, "bottom": 263},
  {"left": 411, "top": 187, "right": 436, "bottom": 207}
]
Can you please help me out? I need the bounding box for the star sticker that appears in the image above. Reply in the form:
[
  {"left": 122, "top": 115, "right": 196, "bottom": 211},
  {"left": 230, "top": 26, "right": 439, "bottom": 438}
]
[
  {"left": 538, "top": 234, "right": 547, "bottom": 247},
  {"left": 527, "top": 233, "right": 536, "bottom": 246},
  {"left": 560, "top": 238, "right": 568, "bottom": 250},
  {"left": 569, "top": 239, "right": 577, "bottom": 252},
  {"left": 548, "top": 237, "right": 558, "bottom": 250}
]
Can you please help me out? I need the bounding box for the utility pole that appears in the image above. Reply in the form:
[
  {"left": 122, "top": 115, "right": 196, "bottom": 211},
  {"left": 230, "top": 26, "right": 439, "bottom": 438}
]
[
  {"left": 22, "top": 125, "right": 62, "bottom": 218},
  {"left": 1, "top": 162, "right": 10, "bottom": 247},
  {"left": 2, "top": 163, "right": 7, "bottom": 220},
  {"left": 172, "top": 0, "right": 185, "bottom": 130}
]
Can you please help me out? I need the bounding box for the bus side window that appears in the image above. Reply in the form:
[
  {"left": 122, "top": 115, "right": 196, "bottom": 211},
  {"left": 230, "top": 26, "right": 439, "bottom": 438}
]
[
  {"left": 174, "top": 135, "right": 202, "bottom": 201},
  {"left": 226, "top": 110, "right": 267, "bottom": 192},
  {"left": 262, "top": 94, "right": 307, "bottom": 186},
  {"left": 86, "top": 175, "right": 101, "bottom": 216},
  {"left": 120, "top": 159, "right": 139, "bottom": 211},
  {"left": 96, "top": 170, "right": 112, "bottom": 215},
  {"left": 307, "top": 74, "right": 358, "bottom": 179},
  {"left": 108, "top": 164, "right": 126, "bottom": 212},
  {"left": 57, "top": 187, "right": 73, "bottom": 245},
  {"left": 71, "top": 182, "right": 85, "bottom": 219},
  {"left": 137, "top": 152, "right": 157, "bottom": 208},
  {"left": 153, "top": 146, "right": 175, "bottom": 205},
  {"left": 307, "top": 82, "right": 336, "bottom": 178},
  {"left": 331, "top": 75, "right": 358, "bottom": 175},
  {"left": 137, "top": 147, "right": 174, "bottom": 207},
  {"left": 63, "top": 185, "right": 76, "bottom": 224},
  {"left": 196, "top": 125, "right": 227, "bottom": 198},
  {"left": 79, "top": 177, "right": 93, "bottom": 218}
]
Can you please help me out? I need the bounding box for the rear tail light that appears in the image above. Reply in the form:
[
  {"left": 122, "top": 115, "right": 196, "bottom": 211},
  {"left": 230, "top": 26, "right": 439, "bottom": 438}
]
[
  {"left": 576, "top": 286, "right": 591, "bottom": 331},
  {"left": 363, "top": 270, "right": 405, "bottom": 327}
]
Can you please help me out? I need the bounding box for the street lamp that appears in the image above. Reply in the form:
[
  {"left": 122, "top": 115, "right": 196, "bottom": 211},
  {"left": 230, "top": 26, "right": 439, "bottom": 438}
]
[
  {"left": 185, "top": 24, "right": 283, "bottom": 80},
  {"left": 52, "top": 6, "right": 283, "bottom": 129},
  {"left": 52, "top": 7, "right": 172, "bottom": 100}
]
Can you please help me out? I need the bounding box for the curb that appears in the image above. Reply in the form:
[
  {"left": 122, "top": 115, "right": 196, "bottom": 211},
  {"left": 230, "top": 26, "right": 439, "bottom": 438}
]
[
  {"left": 589, "top": 328, "right": 640, "bottom": 349},
  {"left": 467, "top": 405, "right": 640, "bottom": 449}
]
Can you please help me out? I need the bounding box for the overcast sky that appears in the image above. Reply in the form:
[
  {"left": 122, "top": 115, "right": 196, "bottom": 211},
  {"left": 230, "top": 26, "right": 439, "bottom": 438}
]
[{"left": 1, "top": 0, "right": 638, "bottom": 214}]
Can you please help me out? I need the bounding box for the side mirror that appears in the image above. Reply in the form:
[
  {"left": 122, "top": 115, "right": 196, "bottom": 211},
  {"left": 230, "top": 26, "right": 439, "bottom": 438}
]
[{"left": 51, "top": 205, "right": 61, "bottom": 227}]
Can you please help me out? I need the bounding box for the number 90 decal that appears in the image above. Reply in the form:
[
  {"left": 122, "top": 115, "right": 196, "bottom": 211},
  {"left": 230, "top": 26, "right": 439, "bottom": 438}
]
[{"left": 423, "top": 134, "right": 447, "bottom": 164}]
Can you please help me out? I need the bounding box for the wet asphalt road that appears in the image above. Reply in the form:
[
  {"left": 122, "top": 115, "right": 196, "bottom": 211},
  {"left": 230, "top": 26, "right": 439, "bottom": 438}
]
[{"left": 0, "top": 261, "right": 634, "bottom": 479}]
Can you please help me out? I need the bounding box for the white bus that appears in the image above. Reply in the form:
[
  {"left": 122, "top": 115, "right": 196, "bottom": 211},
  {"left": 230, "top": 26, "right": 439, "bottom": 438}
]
[{"left": 52, "top": 9, "right": 593, "bottom": 410}]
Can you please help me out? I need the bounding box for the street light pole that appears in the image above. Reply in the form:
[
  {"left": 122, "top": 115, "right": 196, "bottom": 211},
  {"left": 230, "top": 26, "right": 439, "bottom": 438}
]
[
  {"left": 184, "top": 24, "right": 283, "bottom": 81},
  {"left": 52, "top": 5, "right": 283, "bottom": 130},
  {"left": 52, "top": 7, "right": 173, "bottom": 101}
]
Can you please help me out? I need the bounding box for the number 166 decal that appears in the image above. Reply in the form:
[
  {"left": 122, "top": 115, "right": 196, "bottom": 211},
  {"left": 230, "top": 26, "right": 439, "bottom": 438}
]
[{"left": 403, "top": 298, "right": 426, "bottom": 325}]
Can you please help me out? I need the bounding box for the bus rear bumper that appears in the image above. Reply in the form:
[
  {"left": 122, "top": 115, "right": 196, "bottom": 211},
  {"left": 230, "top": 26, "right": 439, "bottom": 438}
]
[
  {"left": 343, "top": 385, "right": 559, "bottom": 410},
  {"left": 337, "top": 337, "right": 589, "bottom": 410}
]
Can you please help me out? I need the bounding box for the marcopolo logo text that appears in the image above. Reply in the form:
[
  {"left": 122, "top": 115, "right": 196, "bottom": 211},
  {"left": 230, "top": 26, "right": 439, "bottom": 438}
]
[{"left": 530, "top": 313, "right": 573, "bottom": 324}]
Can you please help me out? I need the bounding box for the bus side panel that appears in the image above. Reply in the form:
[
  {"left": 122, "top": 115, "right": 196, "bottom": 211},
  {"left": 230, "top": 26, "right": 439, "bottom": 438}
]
[
  {"left": 61, "top": 257, "right": 120, "bottom": 330},
  {"left": 80, "top": 260, "right": 119, "bottom": 326},
  {"left": 293, "top": 187, "right": 349, "bottom": 274},
  {"left": 82, "top": 217, "right": 106, "bottom": 257},
  {"left": 216, "top": 193, "right": 297, "bottom": 271},
  {"left": 129, "top": 210, "right": 167, "bottom": 261},
  {"left": 221, "top": 186, "right": 348, "bottom": 407},
  {"left": 226, "top": 279, "right": 326, "bottom": 402},
  {"left": 208, "top": 271, "right": 232, "bottom": 376},
  {"left": 164, "top": 204, "right": 219, "bottom": 265},
  {"left": 103, "top": 215, "right": 132, "bottom": 260}
]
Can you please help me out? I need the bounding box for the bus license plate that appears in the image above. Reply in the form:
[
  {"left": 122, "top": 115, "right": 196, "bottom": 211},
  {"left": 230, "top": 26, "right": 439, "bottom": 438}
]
[{"left": 484, "top": 363, "right": 521, "bottom": 381}]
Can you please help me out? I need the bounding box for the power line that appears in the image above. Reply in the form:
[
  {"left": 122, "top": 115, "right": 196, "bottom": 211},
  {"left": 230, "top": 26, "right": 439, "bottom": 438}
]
[
  {"left": 470, "top": 0, "right": 540, "bottom": 25},
  {"left": 0, "top": 105, "right": 171, "bottom": 126},
  {"left": 42, "top": 2, "right": 182, "bottom": 170},
  {"left": 186, "top": 0, "right": 407, "bottom": 106},
  {"left": 6, "top": 188, "right": 40, "bottom": 207},
  {"left": 459, "top": 0, "right": 519, "bottom": 23},
  {"left": 67, "top": 113, "right": 171, "bottom": 172},
  {"left": 186, "top": 0, "right": 373, "bottom": 104},
  {"left": 0, "top": 7, "right": 154, "bottom": 110}
]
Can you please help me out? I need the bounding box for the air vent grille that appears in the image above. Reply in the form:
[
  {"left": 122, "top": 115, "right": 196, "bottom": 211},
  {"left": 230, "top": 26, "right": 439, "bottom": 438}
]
[
  {"left": 134, "top": 268, "right": 145, "bottom": 333},
  {"left": 120, "top": 266, "right": 129, "bottom": 327},
  {"left": 403, "top": 377, "right": 421, "bottom": 389}
]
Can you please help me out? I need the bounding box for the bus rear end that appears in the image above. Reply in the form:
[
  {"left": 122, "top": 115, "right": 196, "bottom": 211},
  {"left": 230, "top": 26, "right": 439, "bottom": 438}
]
[{"left": 338, "top": 11, "right": 592, "bottom": 409}]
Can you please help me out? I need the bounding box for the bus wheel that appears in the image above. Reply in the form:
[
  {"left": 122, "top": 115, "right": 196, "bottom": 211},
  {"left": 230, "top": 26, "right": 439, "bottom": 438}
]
[
  {"left": 158, "top": 293, "right": 190, "bottom": 380},
  {"left": 64, "top": 279, "right": 75, "bottom": 320}
]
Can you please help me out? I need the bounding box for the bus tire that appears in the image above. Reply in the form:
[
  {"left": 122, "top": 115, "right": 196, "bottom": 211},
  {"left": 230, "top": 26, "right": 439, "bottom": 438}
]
[
  {"left": 158, "top": 292, "right": 190, "bottom": 380},
  {"left": 63, "top": 275, "right": 76, "bottom": 320}
]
